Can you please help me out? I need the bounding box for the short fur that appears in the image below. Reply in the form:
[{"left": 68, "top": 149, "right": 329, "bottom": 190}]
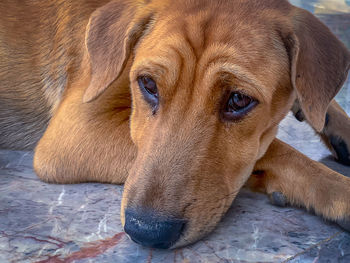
[{"left": 1, "top": 0, "right": 350, "bottom": 248}]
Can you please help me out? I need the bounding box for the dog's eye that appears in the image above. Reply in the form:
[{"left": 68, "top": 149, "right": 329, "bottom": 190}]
[
  {"left": 137, "top": 76, "right": 159, "bottom": 113},
  {"left": 222, "top": 92, "right": 258, "bottom": 121}
]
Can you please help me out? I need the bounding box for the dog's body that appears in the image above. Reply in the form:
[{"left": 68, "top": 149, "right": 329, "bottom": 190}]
[
  {"left": 0, "top": 0, "right": 111, "bottom": 149},
  {"left": 1, "top": 0, "right": 350, "bottom": 249}
]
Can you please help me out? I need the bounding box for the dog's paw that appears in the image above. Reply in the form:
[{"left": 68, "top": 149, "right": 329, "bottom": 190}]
[
  {"left": 329, "top": 135, "right": 350, "bottom": 166},
  {"left": 336, "top": 218, "right": 350, "bottom": 232},
  {"left": 291, "top": 101, "right": 305, "bottom": 122},
  {"left": 268, "top": 192, "right": 350, "bottom": 233},
  {"left": 294, "top": 109, "right": 305, "bottom": 122},
  {"left": 268, "top": 192, "right": 288, "bottom": 207}
]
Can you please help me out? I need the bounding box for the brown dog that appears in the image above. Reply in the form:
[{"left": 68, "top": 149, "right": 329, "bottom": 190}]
[{"left": 0, "top": 0, "right": 350, "bottom": 249}]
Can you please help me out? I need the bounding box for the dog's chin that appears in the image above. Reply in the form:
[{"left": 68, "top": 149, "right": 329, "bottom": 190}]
[
  {"left": 170, "top": 220, "right": 222, "bottom": 249},
  {"left": 170, "top": 232, "right": 208, "bottom": 249},
  {"left": 170, "top": 209, "right": 231, "bottom": 249},
  {"left": 175, "top": 193, "right": 242, "bottom": 249}
]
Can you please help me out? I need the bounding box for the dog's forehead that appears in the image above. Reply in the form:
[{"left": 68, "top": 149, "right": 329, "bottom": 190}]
[
  {"left": 135, "top": 0, "right": 290, "bottom": 95},
  {"left": 131, "top": 0, "right": 293, "bottom": 105},
  {"left": 156, "top": 0, "right": 291, "bottom": 15},
  {"left": 146, "top": 0, "right": 291, "bottom": 56}
]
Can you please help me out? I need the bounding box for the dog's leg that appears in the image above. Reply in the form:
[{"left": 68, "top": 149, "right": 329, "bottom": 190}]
[
  {"left": 247, "top": 138, "right": 350, "bottom": 231},
  {"left": 292, "top": 99, "right": 350, "bottom": 165},
  {"left": 33, "top": 68, "right": 136, "bottom": 185}
]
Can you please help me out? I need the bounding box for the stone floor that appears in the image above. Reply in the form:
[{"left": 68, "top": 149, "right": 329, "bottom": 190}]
[{"left": 1, "top": 1, "right": 350, "bottom": 262}]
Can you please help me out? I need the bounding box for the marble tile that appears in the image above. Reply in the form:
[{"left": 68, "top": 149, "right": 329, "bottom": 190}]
[
  {"left": 288, "top": 233, "right": 350, "bottom": 263},
  {"left": 0, "top": 155, "right": 348, "bottom": 263},
  {"left": 1, "top": 0, "right": 350, "bottom": 262}
]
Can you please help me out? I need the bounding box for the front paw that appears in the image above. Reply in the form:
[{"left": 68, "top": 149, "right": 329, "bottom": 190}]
[
  {"left": 268, "top": 192, "right": 288, "bottom": 207},
  {"left": 291, "top": 101, "right": 305, "bottom": 122},
  {"left": 269, "top": 192, "right": 350, "bottom": 233},
  {"left": 329, "top": 136, "right": 350, "bottom": 166},
  {"left": 322, "top": 105, "right": 350, "bottom": 166}
]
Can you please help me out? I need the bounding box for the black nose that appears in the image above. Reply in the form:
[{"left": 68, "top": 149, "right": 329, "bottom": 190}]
[{"left": 124, "top": 209, "right": 186, "bottom": 249}]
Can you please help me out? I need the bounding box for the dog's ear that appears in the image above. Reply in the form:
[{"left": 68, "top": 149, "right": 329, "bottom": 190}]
[
  {"left": 83, "top": 1, "right": 153, "bottom": 103},
  {"left": 283, "top": 8, "right": 350, "bottom": 132}
]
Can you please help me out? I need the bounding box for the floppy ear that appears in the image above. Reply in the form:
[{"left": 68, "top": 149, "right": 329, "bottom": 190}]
[
  {"left": 283, "top": 8, "right": 350, "bottom": 132},
  {"left": 83, "top": 1, "right": 153, "bottom": 103}
]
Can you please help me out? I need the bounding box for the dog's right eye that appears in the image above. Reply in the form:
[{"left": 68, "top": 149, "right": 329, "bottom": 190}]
[{"left": 137, "top": 76, "right": 159, "bottom": 114}]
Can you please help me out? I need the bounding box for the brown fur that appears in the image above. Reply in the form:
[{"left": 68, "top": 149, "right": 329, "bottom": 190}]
[
  {"left": 0, "top": 0, "right": 349, "bottom": 248},
  {"left": 247, "top": 139, "right": 350, "bottom": 221},
  {"left": 0, "top": 0, "right": 111, "bottom": 149}
]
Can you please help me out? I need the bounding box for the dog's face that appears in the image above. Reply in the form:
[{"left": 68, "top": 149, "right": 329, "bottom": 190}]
[
  {"left": 84, "top": 0, "right": 350, "bottom": 248},
  {"left": 125, "top": 4, "right": 294, "bottom": 247}
]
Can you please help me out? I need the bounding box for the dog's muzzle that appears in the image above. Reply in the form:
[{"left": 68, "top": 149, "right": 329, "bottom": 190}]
[{"left": 124, "top": 208, "right": 186, "bottom": 249}]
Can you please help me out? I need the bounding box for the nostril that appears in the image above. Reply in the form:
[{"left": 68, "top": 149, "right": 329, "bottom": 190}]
[{"left": 124, "top": 209, "right": 186, "bottom": 249}]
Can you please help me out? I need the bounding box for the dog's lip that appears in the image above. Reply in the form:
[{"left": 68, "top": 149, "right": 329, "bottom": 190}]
[{"left": 125, "top": 229, "right": 181, "bottom": 249}]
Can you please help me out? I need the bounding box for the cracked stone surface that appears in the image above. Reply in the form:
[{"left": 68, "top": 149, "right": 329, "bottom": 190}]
[
  {"left": 1, "top": 149, "right": 349, "bottom": 263},
  {"left": 1, "top": 0, "right": 350, "bottom": 262}
]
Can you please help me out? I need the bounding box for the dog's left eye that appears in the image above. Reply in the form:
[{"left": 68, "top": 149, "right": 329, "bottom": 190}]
[
  {"left": 137, "top": 76, "right": 159, "bottom": 113},
  {"left": 222, "top": 92, "right": 258, "bottom": 121}
]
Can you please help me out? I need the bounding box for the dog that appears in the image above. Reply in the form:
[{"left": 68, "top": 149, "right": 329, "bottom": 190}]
[{"left": 1, "top": 0, "right": 350, "bottom": 249}]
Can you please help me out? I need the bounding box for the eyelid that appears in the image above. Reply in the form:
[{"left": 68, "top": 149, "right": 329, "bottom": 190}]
[
  {"left": 131, "top": 59, "right": 169, "bottom": 84},
  {"left": 205, "top": 62, "right": 267, "bottom": 103},
  {"left": 220, "top": 92, "right": 259, "bottom": 122},
  {"left": 221, "top": 84, "right": 259, "bottom": 104},
  {"left": 137, "top": 76, "right": 159, "bottom": 115},
  {"left": 132, "top": 70, "right": 160, "bottom": 83}
]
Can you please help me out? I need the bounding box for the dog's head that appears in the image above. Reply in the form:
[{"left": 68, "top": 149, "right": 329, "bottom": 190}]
[{"left": 83, "top": 0, "right": 350, "bottom": 248}]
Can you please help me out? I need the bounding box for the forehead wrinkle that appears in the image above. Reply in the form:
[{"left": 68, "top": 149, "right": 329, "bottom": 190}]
[
  {"left": 166, "top": 33, "right": 197, "bottom": 75},
  {"left": 183, "top": 9, "right": 213, "bottom": 59},
  {"left": 131, "top": 55, "right": 180, "bottom": 88},
  {"left": 139, "top": 29, "right": 196, "bottom": 72},
  {"left": 198, "top": 43, "right": 272, "bottom": 101},
  {"left": 204, "top": 61, "right": 270, "bottom": 102}
]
